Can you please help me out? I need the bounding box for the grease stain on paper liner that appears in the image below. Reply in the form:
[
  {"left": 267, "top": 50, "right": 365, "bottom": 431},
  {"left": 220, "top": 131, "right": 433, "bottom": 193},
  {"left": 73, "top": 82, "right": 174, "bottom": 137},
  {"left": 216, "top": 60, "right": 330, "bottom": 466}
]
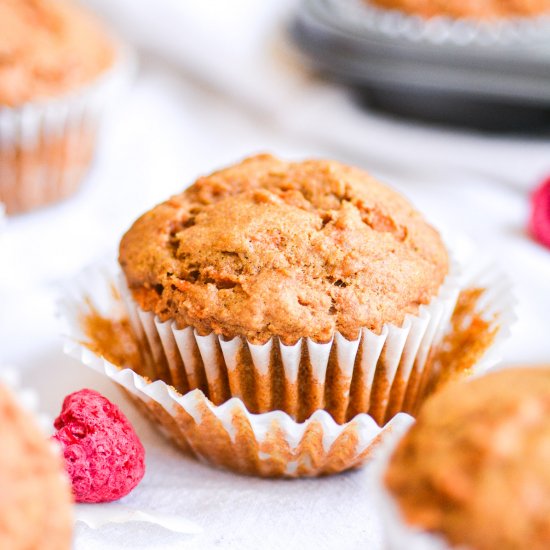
[
  {"left": 82, "top": 262, "right": 462, "bottom": 431},
  {"left": 68, "top": 281, "right": 498, "bottom": 477},
  {"left": 82, "top": 286, "right": 496, "bottom": 420},
  {"left": 422, "top": 288, "right": 497, "bottom": 402}
]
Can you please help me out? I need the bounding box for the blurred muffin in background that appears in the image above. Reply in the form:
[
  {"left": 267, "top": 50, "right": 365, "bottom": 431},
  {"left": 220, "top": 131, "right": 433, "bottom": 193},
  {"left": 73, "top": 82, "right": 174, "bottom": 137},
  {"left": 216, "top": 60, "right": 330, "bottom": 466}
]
[
  {"left": 0, "top": 0, "right": 128, "bottom": 215},
  {"left": 383, "top": 366, "right": 550, "bottom": 550},
  {"left": 368, "top": 0, "right": 550, "bottom": 19},
  {"left": 0, "top": 383, "right": 73, "bottom": 549}
]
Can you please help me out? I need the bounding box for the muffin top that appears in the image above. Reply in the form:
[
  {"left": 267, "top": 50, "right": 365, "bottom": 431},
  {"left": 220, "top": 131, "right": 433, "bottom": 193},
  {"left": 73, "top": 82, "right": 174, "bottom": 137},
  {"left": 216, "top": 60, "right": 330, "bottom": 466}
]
[
  {"left": 385, "top": 367, "right": 550, "bottom": 550},
  {"left": 368, "top": 0, "right": 550, "bottom": 19},
  {"left": 0, "top": 383, "right": 73, "bottom": 550},
  {"left": 0, "top": 0, "right": 114, "bottom": 107},
  {"left": 119, "top": 154, "right": 448, "bottom": 345}
]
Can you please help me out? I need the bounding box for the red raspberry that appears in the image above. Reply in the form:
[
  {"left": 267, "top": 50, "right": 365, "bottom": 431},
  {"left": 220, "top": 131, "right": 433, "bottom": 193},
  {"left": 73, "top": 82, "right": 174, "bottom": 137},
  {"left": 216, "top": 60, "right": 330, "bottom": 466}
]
[
  {"left": 530, "top": 177, "right": 550, "bottom": 250},
  {"left": 53, "top": 389, "right": 145, "bottom": 503}
]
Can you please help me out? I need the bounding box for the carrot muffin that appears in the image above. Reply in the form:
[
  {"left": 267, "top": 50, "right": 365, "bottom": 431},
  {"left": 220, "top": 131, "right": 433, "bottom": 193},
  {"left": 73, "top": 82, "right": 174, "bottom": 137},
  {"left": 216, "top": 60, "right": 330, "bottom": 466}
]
[
  {"left": 120, "top": 154, "right": 448, "bottom": 343},
  {"left": 0, "top": 0, "right": 117, "bottom": 214},
  {"left": 0, "top": 383, "right": 73, "bottom": 549},
  {"left": 384, "top": 366, "right": 550, "bottom": 550},
  {"left": 368, "top": 0, "right": 550, "bottom": 20},
  {"left": 116, "top": 154, "right": 453, "bottom": 424}
]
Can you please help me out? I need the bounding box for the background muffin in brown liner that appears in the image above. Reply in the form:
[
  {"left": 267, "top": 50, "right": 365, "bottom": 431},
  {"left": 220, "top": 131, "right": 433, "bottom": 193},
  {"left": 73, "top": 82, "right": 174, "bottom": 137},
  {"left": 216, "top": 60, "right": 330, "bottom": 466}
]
[
  {"left": 118, "top": 154, "right": 455, "bottom": 425},
  {"left": 0, "top": 0, "right": 133, "bottom": 214},
  {"left": 378, "top": 366, "right": 550, "bottom": 550}
]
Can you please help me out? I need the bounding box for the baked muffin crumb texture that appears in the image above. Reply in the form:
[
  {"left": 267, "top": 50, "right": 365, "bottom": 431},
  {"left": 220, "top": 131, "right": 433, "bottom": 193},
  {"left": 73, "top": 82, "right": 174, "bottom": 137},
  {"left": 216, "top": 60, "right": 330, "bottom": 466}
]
[{"left": 120, "top": 155, "right": 449, "bottom": 344}]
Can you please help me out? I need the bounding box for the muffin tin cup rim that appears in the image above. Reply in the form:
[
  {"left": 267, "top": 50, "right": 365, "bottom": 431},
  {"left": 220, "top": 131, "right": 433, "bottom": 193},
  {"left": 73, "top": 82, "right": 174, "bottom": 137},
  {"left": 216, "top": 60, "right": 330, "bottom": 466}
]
[{"left": 307, "top": 0, "right": 550, "bottom": 48}]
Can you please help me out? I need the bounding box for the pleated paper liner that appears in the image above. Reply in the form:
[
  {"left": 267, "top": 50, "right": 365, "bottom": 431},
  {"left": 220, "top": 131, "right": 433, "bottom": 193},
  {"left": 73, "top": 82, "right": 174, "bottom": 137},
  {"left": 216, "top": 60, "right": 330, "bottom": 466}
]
[
  {"left": 117, "top": 264, "right": 460, "bottom": 427},
  {"left": 59, "top": 253, "right": 513, "bottom": 477},
  {"left": 0, "top": 41, "right": 135, "bottom": 215},
  {"left": 64, "top": 349, "right": 416, "bottom": 477},
  {"left": 372, "top": 269, "right": 518, "bottom": 546}
]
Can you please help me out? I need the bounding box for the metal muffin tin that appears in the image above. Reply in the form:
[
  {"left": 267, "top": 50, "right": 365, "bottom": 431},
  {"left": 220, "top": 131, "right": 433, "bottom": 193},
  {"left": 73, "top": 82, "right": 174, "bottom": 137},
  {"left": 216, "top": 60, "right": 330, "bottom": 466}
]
[{"left": 291, "top": 0, "right": 550, "bottom": 128}]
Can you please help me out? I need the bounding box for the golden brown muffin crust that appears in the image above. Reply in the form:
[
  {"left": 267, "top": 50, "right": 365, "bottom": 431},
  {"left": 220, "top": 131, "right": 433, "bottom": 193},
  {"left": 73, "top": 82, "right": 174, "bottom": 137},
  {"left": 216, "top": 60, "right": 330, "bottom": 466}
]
[
  {"left": 0, "top": 0, "right": 114, "bottom": 106},
  {"left": 119, "top": 154, "right": 448, "bottom": 344},
  {"left": 368, "top": 0, "right": 550, "bottom": 19},
  {"left": 386, "top": 366, "right": 550, "bottom": 550},
  {"left": 0, "top": 384, "right": 73, "bottom": 550}
]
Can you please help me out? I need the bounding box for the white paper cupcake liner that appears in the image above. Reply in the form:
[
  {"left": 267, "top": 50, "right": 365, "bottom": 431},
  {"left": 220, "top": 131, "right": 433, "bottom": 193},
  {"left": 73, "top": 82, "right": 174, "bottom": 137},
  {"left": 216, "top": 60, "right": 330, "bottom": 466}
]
[
  {"left": 314, "top": 0, "right": 550, "bottom": 47},
  {"left": 102, "top": 260, "right": 460, "bottom": 427},
  {"left": 59, "top": 251, "right": 513, "bottom": 477},
  {"left": 75, "top": 504, "right": 202, "bottom": 538},
  {"left": 457, "top": 259, "right": 516, "bottom": 373},
  {"left": 65, "top": 348, "right": 416, "bottom": 477},
  {"left": 0, "top": 40, "right": 136, "bottom": 214}
]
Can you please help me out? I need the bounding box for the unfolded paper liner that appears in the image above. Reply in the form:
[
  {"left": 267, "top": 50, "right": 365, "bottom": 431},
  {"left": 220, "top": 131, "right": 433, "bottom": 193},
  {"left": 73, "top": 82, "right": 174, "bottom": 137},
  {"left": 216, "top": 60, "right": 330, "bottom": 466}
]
[
  {"left": 315, "top": 0, "right": 550, "bottom": 47},
  {"left": 0, "top": 41, "right": 135, "bottom": 214},
  {"left": 59, "top": 254, "right": 513, "bottom": 477},
  {"left": 371, "top": 423, "right": 453, "bottom": 550},
  {"left": 75, "top": 503, "right": 202, "bottom": 537},
  {"left": 63, "top": 341, "right": 417, "bottom": 477}
]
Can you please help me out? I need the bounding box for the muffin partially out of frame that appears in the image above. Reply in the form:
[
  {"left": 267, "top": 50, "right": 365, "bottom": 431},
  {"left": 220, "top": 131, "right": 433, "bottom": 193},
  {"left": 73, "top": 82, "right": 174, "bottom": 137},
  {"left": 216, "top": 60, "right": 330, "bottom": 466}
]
[
  {"left": 0, "top": 0, "right": 128, "bottom": 214},
  {"left": 63, "top": 154, "right": 509, "bottom": 477},
  {"left": 0, "top": 383, "right": 73, "bottom": 550},
  {"left": 382, "top": 366, "right": 550, "bottom": 550}
]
